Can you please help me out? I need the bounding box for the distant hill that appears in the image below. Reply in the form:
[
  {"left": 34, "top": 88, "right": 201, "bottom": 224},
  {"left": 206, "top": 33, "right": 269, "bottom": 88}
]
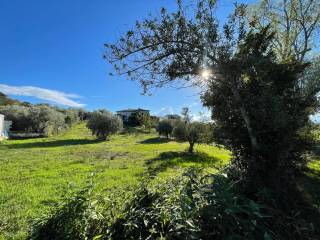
[{"left": 0, "top": 92, "right": 30, "bottom": 106}]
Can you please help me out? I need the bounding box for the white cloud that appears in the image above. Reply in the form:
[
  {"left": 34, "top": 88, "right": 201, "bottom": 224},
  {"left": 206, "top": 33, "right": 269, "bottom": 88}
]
[
  {"left": 0, "top": 84, "right": 85, "bottom": 107},
  {"left": 191, "top": 111, "right": 211, "bottom": 122},
  {"left": 154, "top": 106, "right": 175, "bottom": 117}
]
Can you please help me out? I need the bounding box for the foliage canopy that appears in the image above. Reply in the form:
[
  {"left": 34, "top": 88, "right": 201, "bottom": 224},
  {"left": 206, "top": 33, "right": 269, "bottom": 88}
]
[{"left": 87, "top": 110, "right": 123, "bottom": 140}]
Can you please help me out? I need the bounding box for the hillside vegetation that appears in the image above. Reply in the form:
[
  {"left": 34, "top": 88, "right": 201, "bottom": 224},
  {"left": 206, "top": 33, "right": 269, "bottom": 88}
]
[{"left": 0, "top": 123, "right": 230, "bottom": 239}]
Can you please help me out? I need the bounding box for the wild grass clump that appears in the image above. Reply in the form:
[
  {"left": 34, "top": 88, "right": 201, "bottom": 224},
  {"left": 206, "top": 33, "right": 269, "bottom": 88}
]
[{"left": 28, "top": 168, "right": 318, "bottom": 240}]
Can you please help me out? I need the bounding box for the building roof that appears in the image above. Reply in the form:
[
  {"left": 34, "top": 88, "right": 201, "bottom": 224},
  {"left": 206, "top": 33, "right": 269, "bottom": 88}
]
[{"left": 116, "top": 108, "right": 150, "bottom": 113}]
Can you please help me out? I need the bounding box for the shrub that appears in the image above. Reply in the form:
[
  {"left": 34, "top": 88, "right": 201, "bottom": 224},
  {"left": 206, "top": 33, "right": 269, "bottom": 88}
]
[
  {"left": 28, "top": 169, "right": 318, "bottom": 240},
  {"left": 107, "top": 169, "right": 316, "bottom": 240},
  {"left": 87, "top": 110, "right": 123, "bottom": 140},
  {"left": 28, "top": 181, "right": 109, "bottom": 240},
  {"left": 156, "top": 119, "right": 174, "bottom": 138}
]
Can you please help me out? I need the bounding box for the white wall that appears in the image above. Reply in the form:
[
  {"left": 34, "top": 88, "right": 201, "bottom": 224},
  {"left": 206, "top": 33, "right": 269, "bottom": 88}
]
[
  {"left": 0, "top": 114, "right": 4, "bottom": 140},
  {"left": 0, "top": 114, "right": 11, "bottom": 140}
]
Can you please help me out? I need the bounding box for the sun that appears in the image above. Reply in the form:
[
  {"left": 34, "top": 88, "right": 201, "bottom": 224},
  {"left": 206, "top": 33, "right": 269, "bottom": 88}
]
[{"left": 201, "top": 69, "right": 211, "bottom": 80}]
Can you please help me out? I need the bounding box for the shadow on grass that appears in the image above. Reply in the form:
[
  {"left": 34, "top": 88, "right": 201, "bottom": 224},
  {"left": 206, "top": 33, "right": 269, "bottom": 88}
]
[
  {"left": 300, "top": 167, "right": 320, "bottom": 205},
  {"left": 146, "top": 151, "right": 223, "bottom": 178},
  {"left": 139, "top": 137, "right": 171, "bottom": 144},
  {"left": 6, "top": 139, "right": 103, "bottom": 149},
  {"left": 295, "top": 167, "right": 320, "bottom": 234}
]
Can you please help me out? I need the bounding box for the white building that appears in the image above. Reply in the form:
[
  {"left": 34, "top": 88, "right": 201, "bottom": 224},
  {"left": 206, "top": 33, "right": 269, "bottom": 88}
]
[
  {"left": 116, "top": 108, "right": 150, "bottom": 122},
  {"left": 0, "top": 114, "right": 12, "bottom": 141}
]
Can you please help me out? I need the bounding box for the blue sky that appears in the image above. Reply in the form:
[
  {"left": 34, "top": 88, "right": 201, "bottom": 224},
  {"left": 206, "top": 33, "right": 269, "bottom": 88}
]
[{"left": 0, "top": 0, "right": 251, "bottom": 118}]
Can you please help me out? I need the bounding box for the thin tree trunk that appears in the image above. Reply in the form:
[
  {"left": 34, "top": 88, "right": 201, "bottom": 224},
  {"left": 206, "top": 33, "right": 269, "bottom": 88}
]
[
  {"left": 231, "top": 86, "right": 259, "bottom": 151},
  {"left": 189, "top": 142, "right": 194, "bottom": 153}
]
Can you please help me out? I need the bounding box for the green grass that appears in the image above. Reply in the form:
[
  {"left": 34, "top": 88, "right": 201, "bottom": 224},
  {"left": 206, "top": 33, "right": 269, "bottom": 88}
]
[
  {"left": 0, "top": 123, "right": 230, "bottom": 239},
  {"left": 300, "top": 160, "right": 320, "bottom": 206},
  {"left": 1, "top": 123, "right": 320, "bottom": 239}
]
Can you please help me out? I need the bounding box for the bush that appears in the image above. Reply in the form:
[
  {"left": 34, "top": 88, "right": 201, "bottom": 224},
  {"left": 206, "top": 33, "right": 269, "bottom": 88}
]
[
  {"left": 156, "top": 119, "right": 174, "bottom": 138},
  {"left": 87, "top": 110, "right": 123, "bottom": 140},
  {"left": 28, "top": 181, "right": 108, "bottom": 240},
  {"left": 28, "top": 169, "right": 318, "bottom": 240},
  {"left": 107, "top": 169, "right": 317, "bottom": 240}
]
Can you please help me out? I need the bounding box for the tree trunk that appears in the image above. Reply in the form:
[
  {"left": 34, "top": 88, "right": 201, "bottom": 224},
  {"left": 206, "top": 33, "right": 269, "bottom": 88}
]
[
  {"left": 189, "top": 142, "right": 194, "bottom": 153},
  {"left": 230, "top": 83, "right": 263, "bottom": 193},
  {"left": 231, "top": 86, "right": 259, "bottom": 152}
]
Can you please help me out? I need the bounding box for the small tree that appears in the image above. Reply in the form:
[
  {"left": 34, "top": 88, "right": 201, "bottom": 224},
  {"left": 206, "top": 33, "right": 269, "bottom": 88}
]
[
  {"left": 157, "top": 120, "right": 174, "bottom": 138},
  {"left": 181, "top": 107, "right": 191, "bottom": 123},
  {"left": 128, "top": 112, "right": 153, "bottom": 131},
  {"left": 87, "top": 110, "right": 123, "bottom": 140},
  {"left": 141, "top": 114, "right": 152, "bottom": 131},
  {"left": 63, "top": 108, "right": 80, "bottom": 127},
  {"left": 173, "top": 121, "right": 211, "bottom": 153},
  {"left": 150, "top": 115, "right": 160, "bottom": 129}
]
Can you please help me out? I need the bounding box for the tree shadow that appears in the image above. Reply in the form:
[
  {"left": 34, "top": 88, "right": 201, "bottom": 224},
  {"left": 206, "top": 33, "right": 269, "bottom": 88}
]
[
  {"left": 6, "top": 139, "right": 103, "bottom": 149},
  {"left": 295, "top": 167, "right": 320, "bottom": 234},
  {"left": 145, "top": 151, "right": 224, "bottom": 178},
  {"left": 300, "top": 167, "right": 320, "bottom": 205},
  {"left": 139, "top": 137, "right": 171, "bottom": 144}
]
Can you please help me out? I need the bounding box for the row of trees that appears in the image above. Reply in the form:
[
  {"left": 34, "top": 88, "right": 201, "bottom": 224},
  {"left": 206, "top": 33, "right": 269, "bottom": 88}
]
[
  {"left": 157, "top": 108, "right": 213, "bottom": 153},
  {"left": 0, "top": 104, "right": 87, "bottom": 136},
  {"left": 86, "top": 107, "right": 212, "bottom": 152}
]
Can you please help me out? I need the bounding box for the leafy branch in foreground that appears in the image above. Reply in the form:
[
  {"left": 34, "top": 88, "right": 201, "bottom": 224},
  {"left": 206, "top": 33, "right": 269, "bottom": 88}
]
[{"left": 29, "top": 169, "right": 318, "bottom": 239}]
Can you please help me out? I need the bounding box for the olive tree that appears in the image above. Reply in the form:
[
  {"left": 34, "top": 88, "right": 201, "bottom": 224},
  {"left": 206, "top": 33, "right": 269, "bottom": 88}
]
[
  {"left": 105, "top": 0, "right": 320, "bottom": 197},
  {"left": 156, "top": 120, "right": 174, "bottom": 138},
  {"left": 173, "top": 121, "right": 211, "bottom": 153},
  {"left": 87, "top": 110, "right": 123, "bottom": 140},
  {"left": 0, "top": 105, "right": 30, "bottom": 131},
  {"left": 128, "top": 111, "right": 152, "bottom": 130},
  {"left": 0, "top": 104, "right": 65, "bottom": 135},
  {"left": 29, "top": 105, "right": 64, "bottom": 134}
]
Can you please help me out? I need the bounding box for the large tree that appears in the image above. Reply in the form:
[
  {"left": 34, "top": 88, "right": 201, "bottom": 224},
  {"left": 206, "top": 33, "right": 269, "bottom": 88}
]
[
  {"left": 249, "top": 0, "right": 320, "bottom": 62},
  {"left": 105, "top": 0, "right": 320, "bottom": 198}
]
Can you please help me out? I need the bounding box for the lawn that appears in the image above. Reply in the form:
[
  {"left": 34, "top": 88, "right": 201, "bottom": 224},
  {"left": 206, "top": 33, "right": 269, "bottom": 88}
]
[{"left": 0, "top": 123, "right": 230, "bottom": 239}]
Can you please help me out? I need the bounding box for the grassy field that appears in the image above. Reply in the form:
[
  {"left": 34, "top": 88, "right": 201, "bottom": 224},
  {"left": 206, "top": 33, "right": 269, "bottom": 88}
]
[{"left": 0, "top": 123, "right": 230, "bottom": 239}]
